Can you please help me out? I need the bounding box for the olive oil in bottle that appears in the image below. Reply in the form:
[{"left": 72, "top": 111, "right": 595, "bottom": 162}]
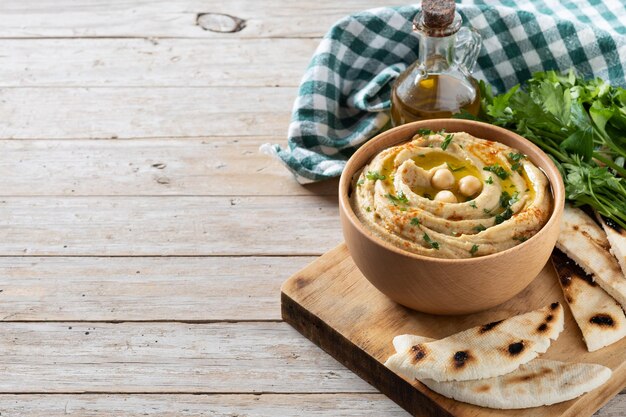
[{"left": 390, "top": 0, "right": 482, "bottom": 126}]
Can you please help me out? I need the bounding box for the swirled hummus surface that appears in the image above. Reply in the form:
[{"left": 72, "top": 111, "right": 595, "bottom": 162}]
[{"left": 351, "top": 130, "right": 552, "bottom": 259}]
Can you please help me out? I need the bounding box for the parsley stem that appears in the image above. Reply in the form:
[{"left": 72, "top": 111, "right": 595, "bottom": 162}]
[{"left": 593, "top": 153, "right": 626, "bottom": 177}]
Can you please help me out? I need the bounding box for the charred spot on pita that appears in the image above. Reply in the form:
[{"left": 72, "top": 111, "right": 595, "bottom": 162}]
[
  {"left": 559, "top": 275, "right": 572, "bottom": 287},
  {"left": 453, "top": 350, "right": 470, "bottom": 368},
  {"left": 537, "top": 323, "right": 548, "bottom": 332},
  {"left": 410, "top": 344, "right": 428, "bottom": 363},
  {"left": 479, "top": 319, "right": 503, "bottom": 334},
  {"left": 602, "top": 215, "right": 623, "bottom": 234},
  {"left": 590, "top": 314, "right": 615, "bottom": 327},
  {"left": 506, "top": 367, "right": 553, "bottom": 383},
  {"left": 552, "top": 249, "right": 597, "bottom": 287},
  {"left": 545, "top": 314, "right": 553, "bottom": 322},
  {"left": 550, "top": 302, "right": 560, "bottom": 310},
  {"left": 474, "top": 384, "right": 491, "bottom": 393},
  {"left": 508, "top": 341, "right": 525, "bottom": 355}
]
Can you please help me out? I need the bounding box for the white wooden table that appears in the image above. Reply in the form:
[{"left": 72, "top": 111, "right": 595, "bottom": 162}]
[{"left": 0, "top": 1, "right": 622, "bottom": 415}]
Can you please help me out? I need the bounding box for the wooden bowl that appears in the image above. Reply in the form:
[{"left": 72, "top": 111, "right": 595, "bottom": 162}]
[{"left": 339, "top": 119, "right": 565, "bottom": 315}]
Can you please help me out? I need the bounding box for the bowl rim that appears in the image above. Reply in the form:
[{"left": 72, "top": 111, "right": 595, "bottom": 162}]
[{"left": 338, "top": 119, "right": 565, "bottom": 264}]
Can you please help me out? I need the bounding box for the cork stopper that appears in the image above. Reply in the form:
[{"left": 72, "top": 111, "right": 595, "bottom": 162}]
[{"left": 422, "top": 0, "right": 455, "bottom": 28}]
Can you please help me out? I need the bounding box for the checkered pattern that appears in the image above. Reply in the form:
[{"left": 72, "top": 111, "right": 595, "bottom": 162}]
[{"left": 260, "top": 1, "right": 626, "bottom": 183}]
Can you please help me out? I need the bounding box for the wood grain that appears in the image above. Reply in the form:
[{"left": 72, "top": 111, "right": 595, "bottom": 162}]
[
  {"left": 0, "top": 256, "right": 315, "bottom": 321},
  {"left": 0, "top": 196, "right": 341, "bottom": 256},
  {"left": 0, "top": 0, "right": 404, "bottom": 39},
  {"left": 0, "top": 138, "right": 337, "bottom": 196},
  {"left": 0, "top": 87, "right": 292, "bottom": 139},
  {"left": 282, "top": 244, "right": 626, "bottom": 417},
  {"left": 0, "top": 394, "right": 411, "bottom": 416},
  {"left": 0, "top": 38, "right": 315, "bottom": 87},
  {"left": 0, "top": 322, "right": 374, "bottom": 393}
]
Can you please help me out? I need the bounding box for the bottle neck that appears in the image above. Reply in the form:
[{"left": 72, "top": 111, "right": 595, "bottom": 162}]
[{"left": 417, "top": 33, "right": 455, "bottom": 73}]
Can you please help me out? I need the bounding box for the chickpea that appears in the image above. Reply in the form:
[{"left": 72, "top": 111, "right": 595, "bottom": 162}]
[
  {"left": 431, "top": 168, "right": 455, "bottom": 189},
  {"left": 458, "top": 175, "right": 482, "bottom": 197},
  {"left": 434, "top": 190, "right": 458, "bottom": 203}
]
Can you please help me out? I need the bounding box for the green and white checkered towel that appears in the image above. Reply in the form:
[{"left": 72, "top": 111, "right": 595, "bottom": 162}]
[{"left": 260, "top": 0, "right": 626, "bottom": 183}]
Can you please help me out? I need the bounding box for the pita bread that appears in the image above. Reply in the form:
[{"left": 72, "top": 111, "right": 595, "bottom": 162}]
[
  {"left": 384, "top": 303, "right": 564, "bottom": 382},
  {"left": 388, "top": 335, "right": 612, "bottom": 409},
  {"left": 596, "top": 212, "right": 626, "bottom": 276},
  {"left": 552, "top": 249, "right": 626, "bottom": 351},
  {"left": 557, "top": 205, "right": 626, "bottom": 310}
]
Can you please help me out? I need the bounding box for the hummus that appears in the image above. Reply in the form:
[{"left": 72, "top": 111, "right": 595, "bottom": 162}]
[{"left": 351, "top": 130, "right": 552, "bottom": 259}]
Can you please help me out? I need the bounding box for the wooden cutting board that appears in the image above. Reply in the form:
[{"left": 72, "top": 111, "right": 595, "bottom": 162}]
[{"left": 281, "top": 243, "right": 626, "bottom": 417}]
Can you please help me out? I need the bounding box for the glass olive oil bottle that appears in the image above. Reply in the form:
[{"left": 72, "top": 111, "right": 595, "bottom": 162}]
[{"left": 391, "top": 0, "right": 482, "bottom": 126}]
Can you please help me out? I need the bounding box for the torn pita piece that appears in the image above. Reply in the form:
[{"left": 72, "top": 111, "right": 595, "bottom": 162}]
[
  {"left": 552, "top": 248, "right": 626, "bottom": 351},
  {"left": 384, "top": 303, "right": 564, "bottom": 382},
  {"left": 596, "top": 212, "right": 626, "bottom": 276},
  {"left": 557, "top": 205, "right": 626, "bottom": 310},
  {"left": 387, "top": 335, "right": 611, "bottom": 409}
]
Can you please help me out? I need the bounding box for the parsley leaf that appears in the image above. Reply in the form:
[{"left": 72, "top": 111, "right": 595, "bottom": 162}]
[
  {"left": 470, "top": 244, "right": 479, "bottom": 255},
  {"left": 483, "top": 163, "right": 510, "bottom": 180},
  {"left": 469, "top": 201, "right": 477, "bottom": 209},
  {"left": 468, "top": 69, "right": 626, "bottom": 230},
  {"left": 410, "top": 217, "right": 420, "bottom": 226},
  {"left": 441, "top": 134, "right": 454, "bottom": 150},
  {"left": 386, "top": 191, "right": 409, "bottom": 206},
  {"left": 446, "top": 162, "right": 465, "bottom": 172},
  {"left": 357, "top": 179, "right": 364, "bottom": 186},
  {"left": 473, "top": 224, "right": 487, "bottom": 232},
  {"left": 366, "top": 171, "right": 386, "bottom": 181},
  {"left": 508, "top": 152, "right": 526, "bottom": 162},
  {"left": 423, "top": 233, "right": 440, "bottom": 250},
  {"left": 417, "top": 128, "right": 433, "bottom": 135},
  {"left": 495, "top": 207, "right": 514, "bottom": 225},
  {"left": 485, "top": 176, "right": 493, "bottom": 184}
]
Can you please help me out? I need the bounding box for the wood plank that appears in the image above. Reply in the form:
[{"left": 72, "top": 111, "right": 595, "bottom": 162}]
[
  {"left": 0, "top": 322, "right": 375, "bottom": 393},
  {"left": 0, "top": 38, "right": 315, "bottom": 87},
  {"left": 0, "top": 394, "right": 411, "bottom": 416},
  {"left": 0, "top": 196, "right": 341, "bottom": 256},
  {"left": 0, "top": 87, "right": 292, "bottom": 139},
  {"left": 282, "top": 244, "right": 626, "bottom": 417},
  {"left": 0, "top": 0, "right": 403, "bottom": 39},
  {"left": 0, "top": 138, "right": 337, "bottom": 196},
  {"left": 0, "top": 256, "right": 315, "bottom": 321},
  {"left": 0, "top": 394, "right": 621, "bottom": 416}
]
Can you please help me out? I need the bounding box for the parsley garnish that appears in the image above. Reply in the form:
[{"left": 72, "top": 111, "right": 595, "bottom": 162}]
[
  {"left": 441, "top": 134, "right": 454, "bottom": 150},
  {"left": 366, "top": 171, "right": 386, "bottom": 181},
  {"left": 508, "top": 152, "right": 526, "bottom": 162},
  {"left": 386, "top": 191, "right": 409, "bottom": 206},
  {"left": 485, "top": 176, "right": 493, "bottom": 184},
  {"left": 470, "top": 244, "right": 479, "bottom": 255},
  {"left": 483, "top": 163, "right": 510, "bottom": 180},
  {"left": 410, "top": 217, "right": 420, "bottom": 226},
  {"left": 446, "top": 162, "right": 465, "bottom": 172},
  {"left": 469, "top": 201, "right": 477, "bottom": 208},
  {"left": 495, "top": 207, "right": 514, "bottom": 225},
  {"left": 473, "top": 224, "right": 487, "bottom": 232},
  {"left": 357, "top": 179, "right": 364, "bottom": 186},
  {"left": 509, "top": 154, "right": 525, "bottom": 173},
  {"left": 365, "top": 206, "right": 371, "bottom": 212},
  {"left": 423, "top": 233, "right": 440, "bottom": 250},
  {"left": 417, "top": 128, "right": 432, "bottom": 135},
  {"left": 499, "top": 191, "right": 519, "bottom": 208}
]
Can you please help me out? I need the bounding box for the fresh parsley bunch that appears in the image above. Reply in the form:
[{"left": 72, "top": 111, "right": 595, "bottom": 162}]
[{"left": 465, "top": 70, "right": 626, "bottom": 229}]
